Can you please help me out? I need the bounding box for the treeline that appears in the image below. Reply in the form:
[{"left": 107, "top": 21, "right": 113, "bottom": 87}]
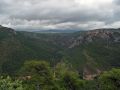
[{"left": 0, "top": 60, "right": 120, "bottom": 90}]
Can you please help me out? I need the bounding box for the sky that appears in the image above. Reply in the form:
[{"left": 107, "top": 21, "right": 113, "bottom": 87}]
[{"left": 0, "top": 0, "right": 120, "bottom": 31}]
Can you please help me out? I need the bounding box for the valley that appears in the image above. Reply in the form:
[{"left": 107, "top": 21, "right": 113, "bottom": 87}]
[{"left": 0, "top": 25, "right": 120, "bottom": 77}]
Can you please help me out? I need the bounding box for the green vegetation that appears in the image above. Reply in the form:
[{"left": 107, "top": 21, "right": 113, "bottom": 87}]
[
  {"left": 20, "top": 60, "right": 57, "bottom": 90},
  {"left": 98, "top": 68, "right": 120, "bottom": 90},
  {"left": 0, "top": 76, "right": 24, "bottom": 90},
  {"left": 0, "top": 26, "right": 120, "bottom": 75},
  {"left": 0, "top": 26, "right": 120, "bottom": 89},
  {"left": 0, "top": 61, "right": 120, "bottom": 90}
]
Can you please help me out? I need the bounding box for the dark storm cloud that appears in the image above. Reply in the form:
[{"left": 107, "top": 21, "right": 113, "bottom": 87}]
[{"left": 0, "top": 0, "right": 120, "bottom": 30}]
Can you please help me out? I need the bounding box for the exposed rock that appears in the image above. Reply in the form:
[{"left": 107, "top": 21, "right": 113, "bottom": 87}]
[
  {"left": 82, "top": 51, "right": 102, "bottom": 80},
  {"left": 69, "top": 29, "right": 120, "bottom": 48}
]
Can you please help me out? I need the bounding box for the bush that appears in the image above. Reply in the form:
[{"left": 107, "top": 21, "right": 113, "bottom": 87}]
[
  {"left": 98, "top": 68, "right": 120, "bottom": 90},
  {"left": 0, "top": 76, "right": 24, "bottom": 90}
]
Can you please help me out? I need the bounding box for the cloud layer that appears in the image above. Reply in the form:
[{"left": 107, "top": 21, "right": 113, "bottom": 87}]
[{"left": 0, "top": 0, "right": 120, "bottom": 31}]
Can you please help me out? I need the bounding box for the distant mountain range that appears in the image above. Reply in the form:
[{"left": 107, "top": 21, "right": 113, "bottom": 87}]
[
  {"left": 33, "top": 29, "right": 82, "bottom": 33},
  {"left": 0, "top": 25, "right": 120, "bottom": 79},
  {"left": 16, "top": 29, "right": 82, "bottom": 33}
]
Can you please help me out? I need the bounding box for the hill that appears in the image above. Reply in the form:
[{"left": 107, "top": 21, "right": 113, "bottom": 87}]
[{"left": 0, "top": 25, "right": 120, "bottom": 78}]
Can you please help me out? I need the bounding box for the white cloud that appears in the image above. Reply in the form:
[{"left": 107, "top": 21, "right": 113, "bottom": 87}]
[{"left": 0, "top": 0, "right": 120, "bottom": 31}]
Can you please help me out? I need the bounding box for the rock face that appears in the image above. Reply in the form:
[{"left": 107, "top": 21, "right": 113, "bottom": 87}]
[
  {"left": 69, "top": 28, "right": 120, "bottom": 48},
  {"left": 83, "top": 67, "right": 101, "bottom": 80}
]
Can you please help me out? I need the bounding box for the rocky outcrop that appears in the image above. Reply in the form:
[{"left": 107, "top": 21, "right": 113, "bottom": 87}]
[
  {"left": 69, "top": 29, "right": 120, "bottom": 48},
  {"left": 83, "top": 67, "right": 101, "bottom": 80}
]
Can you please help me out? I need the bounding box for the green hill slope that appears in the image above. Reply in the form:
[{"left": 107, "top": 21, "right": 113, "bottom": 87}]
[{"left": 0, "top": 26, "right": 120, "bottom": 76}]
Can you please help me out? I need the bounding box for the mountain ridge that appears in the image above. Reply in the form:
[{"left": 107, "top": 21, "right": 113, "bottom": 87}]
[{"left": 0, "top": 26, "right": 120, "bottom": 79}]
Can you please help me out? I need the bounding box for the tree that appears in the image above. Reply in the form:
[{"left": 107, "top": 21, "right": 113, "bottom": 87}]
[
  {"left": 98, "top": 68, "right": 120, "bottom": 90},
  {"left": 55, "top": 62, "right": 86, "bottom": 90},
  {"left": 20, "top": 60, "right": 58, "bottom": 90}
]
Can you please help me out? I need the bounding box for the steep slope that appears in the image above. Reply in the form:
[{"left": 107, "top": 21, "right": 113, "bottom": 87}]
[
  {"left": 0, "top": 26, "right": 22, "bottom": 74},
  {"left": 0, "top": 26, "right": 62, "bottom": 74},
  {"left": 62, "top": 29, "right": 120, "bottom": 79}
]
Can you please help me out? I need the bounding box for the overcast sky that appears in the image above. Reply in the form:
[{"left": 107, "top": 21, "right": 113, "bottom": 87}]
[{"left": 0, "top": 0, "right": 120, "bottom": 31}]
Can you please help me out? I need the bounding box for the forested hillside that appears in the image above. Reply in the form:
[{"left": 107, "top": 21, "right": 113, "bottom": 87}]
[{"left": 0, "top": 25, "right": 120, "bottom": 79}]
